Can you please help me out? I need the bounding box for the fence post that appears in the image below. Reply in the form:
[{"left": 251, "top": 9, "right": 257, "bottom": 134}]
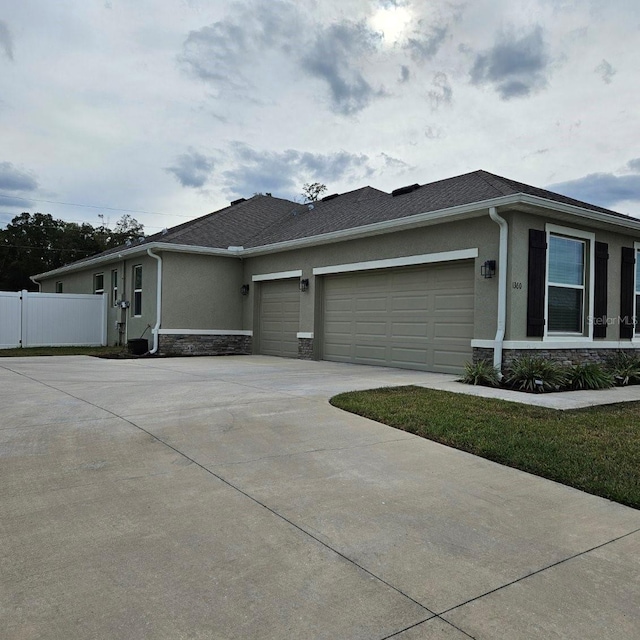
[{"left": 20, "top": 289, "right": 28, "bottom": 348}]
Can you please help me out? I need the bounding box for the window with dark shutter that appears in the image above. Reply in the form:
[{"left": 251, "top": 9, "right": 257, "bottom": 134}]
[
  {"left": 593, "top": 242, "right": 608, "bottom": 338},
  {"left": 620, "top": 247, "right": 635, "bottom": 339},
  {"left": 527, "top": 229, "right": 547, "bottom": 337}
]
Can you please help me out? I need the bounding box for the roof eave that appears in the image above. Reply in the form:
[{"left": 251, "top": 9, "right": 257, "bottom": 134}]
[
  {"left": 32, "top": 242, "right": 241, "bottom": 280},
  {"left": 33, "top": 193, "right": 640, "bottom": 279}
]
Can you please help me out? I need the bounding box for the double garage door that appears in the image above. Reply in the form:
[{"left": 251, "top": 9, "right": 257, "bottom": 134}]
[{"left": 259, "top": 262, "right": 474, "bottom": 373}]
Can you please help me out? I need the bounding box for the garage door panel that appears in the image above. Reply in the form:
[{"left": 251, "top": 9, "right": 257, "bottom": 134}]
[
  {"left": 390, "top": 321, "right": 430, "bottom": 338},
  {"left": 323, "top": 263, "right": 474, "bottom": 373},
  {"left": 259, "top": 279, "right": 300, "bottom": 358},
  {"left": 391, "top": 297, "right": 430, "bottom": 312},
  {"left": 355, "top": 296, "right": 387, "bottom": 312},
  {"left": 434, "top": 320, "right": 473, "bottom": 339}
]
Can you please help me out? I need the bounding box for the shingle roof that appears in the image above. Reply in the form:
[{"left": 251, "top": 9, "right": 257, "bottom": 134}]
[{"left": 55, "top": 170, "right": 633, "bottom": 270}]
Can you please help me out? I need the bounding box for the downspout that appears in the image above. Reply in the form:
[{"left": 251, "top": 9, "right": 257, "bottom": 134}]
[
  {"left": 29, "top": 276, "right": 41, "bottom": 292},
  {"left": 489, "top": 207, "right": 508, "bottom": 374},
  {"left": 146, "top": 248, "right": 162, "bottom": 354}
]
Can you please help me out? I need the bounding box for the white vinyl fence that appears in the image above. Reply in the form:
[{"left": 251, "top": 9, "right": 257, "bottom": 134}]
[{"left": 0, "top": 290, "right": 107, "bottom": 349}]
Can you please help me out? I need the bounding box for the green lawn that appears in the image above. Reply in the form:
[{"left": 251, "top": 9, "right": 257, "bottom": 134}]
[
  {"left": 0, "top": 346, "right": 127, "bottom": 357},
  {"left": 330, "top": 386, "right": 640, "bottom": 510}
]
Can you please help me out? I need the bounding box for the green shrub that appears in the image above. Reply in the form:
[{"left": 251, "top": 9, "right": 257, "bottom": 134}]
[
  {"left": 605, "top": 351, "right": 640, "bottom": 386},
  {"left": 504, "top": 356, "right": 569, "bottom": 393},
  {"left": 460, "top": 359, "right": 501, "bottom": 387},
  {"left": 567, "top": 362, "right": 614, "bottom": 390}
]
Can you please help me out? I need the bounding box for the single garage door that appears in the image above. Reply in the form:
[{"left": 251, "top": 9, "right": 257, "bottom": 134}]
[
  {"left": 322, "top": 262, "right": 474, "bottom": 373},
  {"left": 259, "top": 279, "right": 300, "bottom": 357}
]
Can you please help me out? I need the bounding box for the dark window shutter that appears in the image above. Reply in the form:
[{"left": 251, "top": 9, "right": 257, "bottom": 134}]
[
  {"left": 620, "top": 247, "right": 635, "bottom": 339},
  {"left": 593, "top": 242, "right": 608, "bottom": 338},
  {"left": 527, "top": 229, "right": 547, "bottom": 337}
]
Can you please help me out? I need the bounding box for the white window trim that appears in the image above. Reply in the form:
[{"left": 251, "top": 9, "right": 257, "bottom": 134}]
[
  {"left": 111, "top": 269, "right": 118, "bottom": 307},
  {"left": 132, "top": 264, "right": 142, "bottom": 317},
  {"left": 544, "top": 224, "right": 595, "bottom": 341},
  {"left": 633, "top": 241, "right": 640, "bottom": 342},
  {"left": 93, "top": 272, "right": 104, "bottom": 295},
  {"left": 252, "top": 270, "right": 302, "bottom": 282},
  {"left": 472, "top": 339, "right": 640, "bottom": 350},
  {"left": 312, "top": 248, "right": 478, "bottom": 276}
]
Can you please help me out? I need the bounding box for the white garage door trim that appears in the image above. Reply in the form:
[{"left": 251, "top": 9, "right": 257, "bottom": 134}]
[
  {"left": 253, "top": 270, "right": 302, "bottom": 282},
  {"left": 313, "top": 248, "right": 478, "bottom": 276}
]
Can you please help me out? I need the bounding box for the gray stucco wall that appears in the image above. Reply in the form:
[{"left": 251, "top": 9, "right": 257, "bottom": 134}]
[
  {"left": 160, "top": 253, "right": 243, "bottom": 330},
  {"left": 243, "top": 215, "right": 501, "bottom": 345},
  {"left": 506, "top": 211, "right": 640, "bottom": 341}
]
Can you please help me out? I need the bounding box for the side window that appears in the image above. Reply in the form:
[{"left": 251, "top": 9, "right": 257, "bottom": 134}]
[
  {"left": 111, "top": 269, "right": 118, "bottom": 307},
  {"left": 635, "top": 248, "right": 640, "bottom": 335},
  {"left": 132, "top": 265, "right": 142, "bottom": 317},
  {"left": 55, "top": 281, "right": 63, "bottom": 293},
  {"left": 94, "top": 273, "right": 104, "bottom": 295}
]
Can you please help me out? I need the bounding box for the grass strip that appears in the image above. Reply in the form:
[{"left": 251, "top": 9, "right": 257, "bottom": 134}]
[
  {"left": 0, "top": 346, "right": 127, "bottom": 357},
  {"left": 330, "top": 386, "right": 640, "bottom": 510}
]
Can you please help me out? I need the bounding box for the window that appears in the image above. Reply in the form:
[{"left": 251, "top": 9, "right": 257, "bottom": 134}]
[
  {"left": 94, "top": 273, "right": 104, "bottom": 295},
  {"left": 547, "top": 235, "right": 586, "bottom": 333},
  {"left": 635, "top": 248, "right": 640, "bottom": 335},
  {"left": 132, "top": 265, "right": 142, "bottom": 316},
  {"left": 111, "top": 269, "right": 118, "bottom": 307},
  {"left": 55, "top": 281, "right": 63, "bottom": 293}
]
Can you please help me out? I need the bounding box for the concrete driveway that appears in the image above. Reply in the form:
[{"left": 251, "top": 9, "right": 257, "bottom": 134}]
[{"left": 2, "top": 355, "right": 639, "bottom": 640}]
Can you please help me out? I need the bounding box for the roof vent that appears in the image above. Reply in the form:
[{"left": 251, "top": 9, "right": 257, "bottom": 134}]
[
  {"left": 138, "top": 236, "right": 145, "bottom": 243},
  {"left": 321, "top": 193, "right": 340, "bottom": 202},
  {"left": 161, "top": 228, "right": 168, "bottom": 235},
  {"left": 230, "top": 197, "right": 247, "bottom": 206},
  {"left": 391, "top": 183, "right": 421, "bottom": 197},
  {"left": 307, "top": 204, "right": 314, "bottom": 210}
]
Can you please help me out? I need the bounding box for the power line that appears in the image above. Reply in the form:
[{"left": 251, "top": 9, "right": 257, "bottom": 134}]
[{"left": 0, "top": 192, "right": 195, "bottom": 219}]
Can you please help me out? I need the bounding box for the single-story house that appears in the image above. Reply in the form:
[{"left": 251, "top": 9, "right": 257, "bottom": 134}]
[{"left": 33, "top": 170, "right": 640, "bottom": 374}]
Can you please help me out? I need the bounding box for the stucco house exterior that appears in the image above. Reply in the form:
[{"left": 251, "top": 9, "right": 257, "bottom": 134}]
[{"left": 33, "top": 170, "right": 640, "bottom": 374}]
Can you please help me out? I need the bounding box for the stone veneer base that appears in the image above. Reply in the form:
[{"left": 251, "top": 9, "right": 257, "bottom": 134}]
[
  {"left": 159, "top": 334, "right": 252, "bottom": 356},
  {"left": 297, "top": 337, "right": 314, "bottom": 360},
  {"left": 473, "top": 346, "right": 640, "bottom": 369}
]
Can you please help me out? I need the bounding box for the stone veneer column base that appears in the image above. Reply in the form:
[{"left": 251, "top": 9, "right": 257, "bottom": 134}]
[
  {"left": 473, "top": 346, "right": 640, "bottom": 369},
  {"left": 159, "top": 334, "right": 252, "bottom": 356},
  {"left": 298, "top": 338, "right": 314, "bottom": 360}
]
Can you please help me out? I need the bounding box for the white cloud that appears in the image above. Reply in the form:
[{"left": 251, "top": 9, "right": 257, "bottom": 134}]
[{"left": 1, "top": 0, "right": 640, "bottom": 229}]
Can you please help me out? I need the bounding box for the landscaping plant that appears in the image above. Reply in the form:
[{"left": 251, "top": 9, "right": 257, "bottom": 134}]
[
  {"left": 460, "top": 359, "right": 501, "bottom": 387},
  {"left": 567, "top": 362, "right": 614, "bottom": 390},
  {"left": 605, "top": 351, "right": 640, "bottom": 386},
  {"left": 504, "top": 355, "right": 569, "bottom": 393}
]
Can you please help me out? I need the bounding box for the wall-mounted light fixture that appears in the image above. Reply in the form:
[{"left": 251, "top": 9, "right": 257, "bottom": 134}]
[
  {"left": 299, "top": 278, "right": 309, "bottom": 292},
  {"left": 241, "top": 284, "right": 250, "bottom": 296},
  {"left": 481, "top": 260, "right": 496, "bottom": 279}
]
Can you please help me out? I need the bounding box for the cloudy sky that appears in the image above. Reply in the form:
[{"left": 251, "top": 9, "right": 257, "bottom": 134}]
[{"left": 1, "top": 0, "right": 639, "bottom": 234}]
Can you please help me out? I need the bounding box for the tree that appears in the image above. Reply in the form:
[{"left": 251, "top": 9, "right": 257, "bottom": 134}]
[
  {"left": 301, "top": 182, "right": 327, "bottom": 203},
  {"left": 0, "top": 213, "right": 144, "bottom": 291}
]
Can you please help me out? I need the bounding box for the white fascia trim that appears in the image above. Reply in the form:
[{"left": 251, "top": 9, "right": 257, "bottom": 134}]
[
  {"left": 313, "top": 248, "right": 478, "bottom": 276},
  {"left": 241, "top": 199, "right": 508, "bottom": 257},
  {"left": 252, "top": 270, "right": 302, "bottom": 282},
  {"left": 296, "top": 332, "right": 314, "bottom": 339},
  {"left": 472, "top": 339, "right": 639, "bottom": 350},
  {"left": 158, "top": 329, "right": 253, "bottom": 336},
  {"left": 33, "top": 242, "right": 240, "bottom": 279},
  {"left": 519, "top": 194, "right": 640, "bottom": 233}
]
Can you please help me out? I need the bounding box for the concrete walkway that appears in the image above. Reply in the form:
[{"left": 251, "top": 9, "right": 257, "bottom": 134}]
[{"left": 1, "top": 355, "right": 639, "bottom": 640}]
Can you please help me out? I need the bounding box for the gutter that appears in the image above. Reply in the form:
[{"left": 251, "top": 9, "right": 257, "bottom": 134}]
[
  {"left": 31, "top": 193, "right": 640, "bottom": 281},
  {"left": 489, "top": 207, "right": 508, "bottom": 373},
  {"left": 146, "top": 248, "right": 162, "bottom": 354}
]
